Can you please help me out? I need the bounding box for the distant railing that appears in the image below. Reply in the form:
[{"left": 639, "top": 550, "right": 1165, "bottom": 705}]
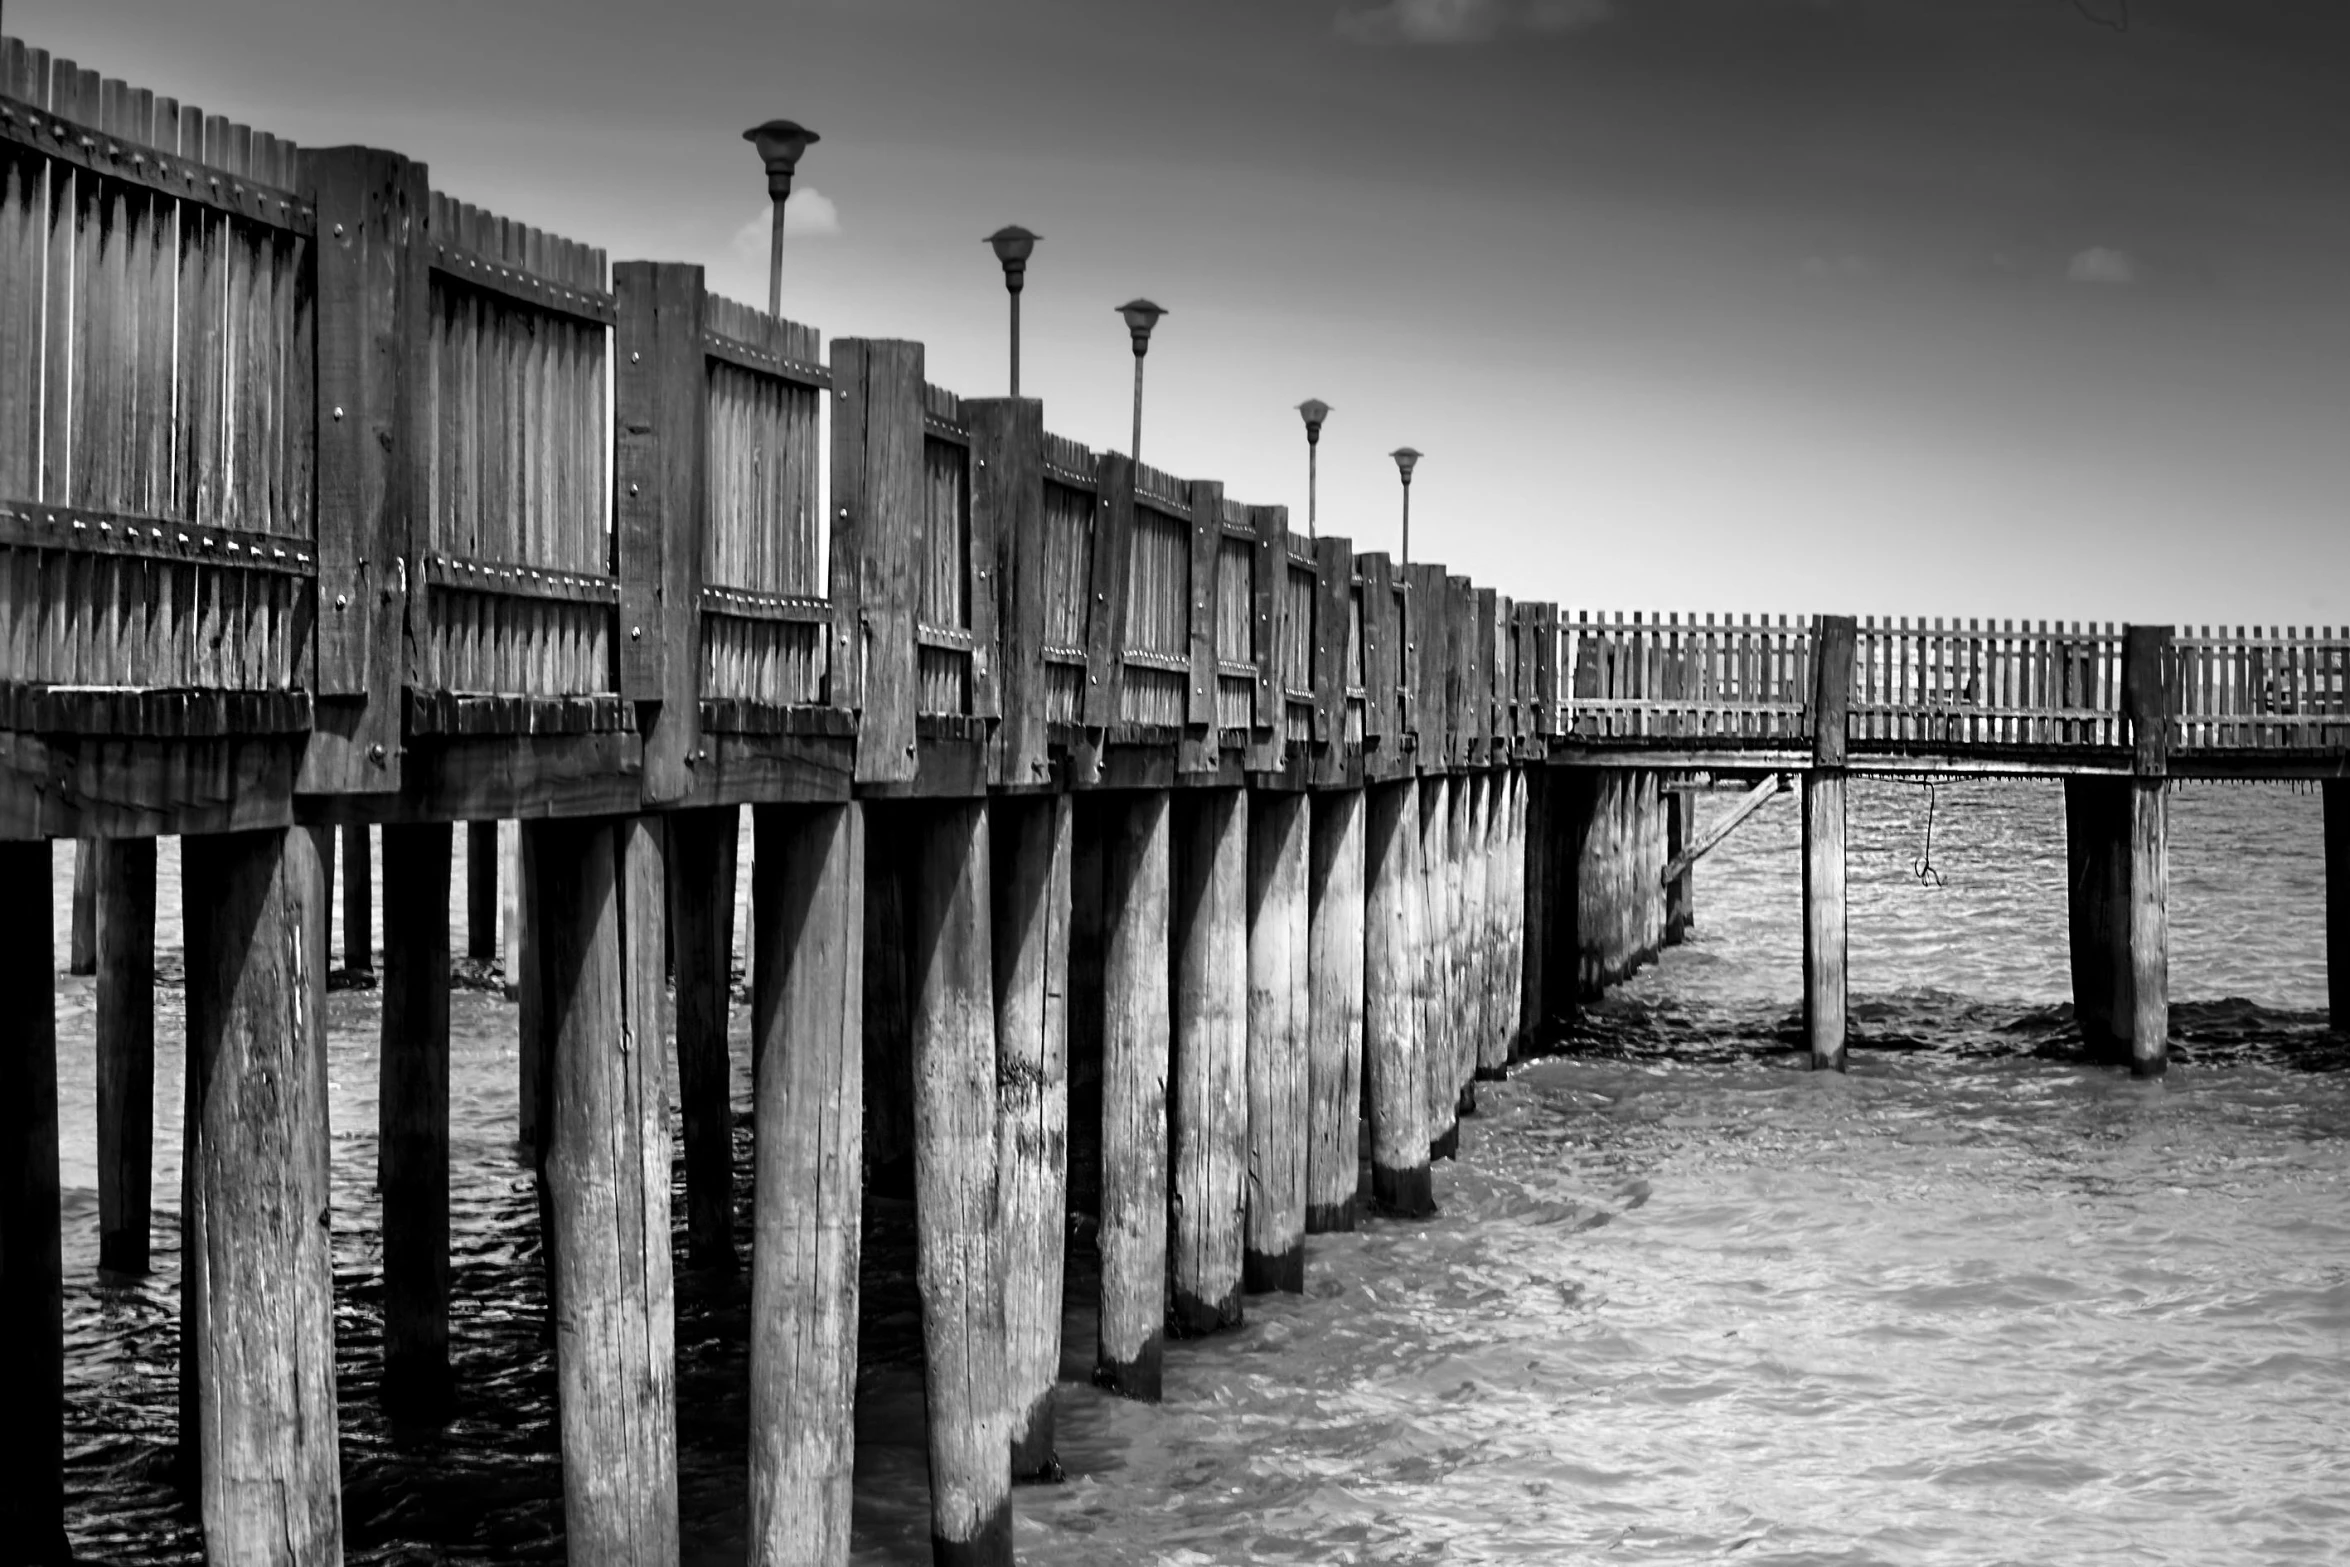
[
  {"left": 1561, "top": 612, "right": 1813, "bottom": 743},
  {"left": 2173, "top": 626, "right": 2350, "bottom": 751},
  {"left": 1851, "top": 618, "right": 2125, "bottom": 749}
]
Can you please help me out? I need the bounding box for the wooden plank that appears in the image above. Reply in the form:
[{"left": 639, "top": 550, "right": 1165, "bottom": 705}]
[
  {"left": 614, "top": 260, "right": 706, "bottom": 804},
  {"left": 969, "top": 398, "right": 1045, "bottom": 782},
  {"left": 1357, "top": 552, "right": 1395, "bottom": 744},
  {"left": 1083, "top": 453, "right": 1136, "bottom": 731},
  {"left": 1169, "top": 788, "right": 1247, "bottom": 1335},
  {"left": 0, "top": 89, "right": 314, "bottom": 235},
  {"left": 301, "top": 145, "right": 424, "bottom": 794},
  {"left": 1185, "top": 480, "right": 1222, "bottom": 730},
  {"left": 832, "top": 339, "right": 924, "bottom": 783},
  {"left": 1246, "top": 503, "right": 1289, "bottom": 768},
  {"left": 2125, "top": 624, "right": 2173, "bottom": 777},
  {"left": 1811, "top": 614, "right": 1857, "bottom": 767},
  {"left": 1312, "top": 535, "right": 1353, "bottom": 750}
]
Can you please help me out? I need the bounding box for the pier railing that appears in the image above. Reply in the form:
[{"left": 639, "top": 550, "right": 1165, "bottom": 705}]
[{"left": 5, "top": 24, "right": 2348, "bottom": 840}]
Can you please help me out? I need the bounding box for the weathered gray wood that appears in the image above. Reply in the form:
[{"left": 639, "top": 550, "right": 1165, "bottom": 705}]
[
  {"left": 969, "top": 399, "right": 1050, "bottom": 786},
  {"left": 1419, "top": 775, "right": 1459, "bottom": 1158},
  {"left": 1305, "top": 788, "right": 1363, "bottom": 1236},
  {"left": 529, "top": 816, "right": 680, "bottom": 1567},
  {"left": 2064, "top": 777, "right": 2132, "bottom": 1056},
  {"left": 467, "top": 821, "right": 500, "bottom": 962},
  {"left": 991, "top": 793, "right": 1071, "bottom": 1480},
  {"left": 748, "top": 802, "right": 865, "bottom": 1567},
  {"left": 96, "top": 835, "right": 158, "bottom": 1276},
  {"left": 181, "top": 825, "right": 342, "bottom": 1563},
  {"left": 1364, "top": 779, "right": 1434, "bottom": 1217},
  {"left": 1802, "top": 771, "right": 1848, "bottom": 1070},
  {"left": 667, "top": 806, "right": 740, "bottom": 1272},
  {"left": 1662, "top": 784, "right": 1694, "bottom": 946},
  {"left": 341, "top": 821, "right": 372, "bottom": 971},
  {"left": 1472, "top": 773, "right": 1508, "bottom": 1081},
  {"left": 2329, "top": 780, "right": 2349, "bottom": 1030},
  {"left": 1097, "top": 789, "right": 1171, "bottom": 1399},
  {"left": 2129, "top": 780, "right": 2169, "bottom": 1078},
  {"left": 1171, "top": 789, "right": 1248, "bottom": 1335},
  {"left": 907, "top": 800, "right": 1013, "bottom": 1564},
  {"left": 69, "top": 838, "right": 96, "bottom": 973},
  {"left": 1520, "top": 767, "right": 1550, "bottom": 1046},
  {"left": 1662, "top": 775, "right": 1783, "bottom": 886},
  {"left": 381, "top": 821, "right": 453, "bottom": 1419},
  {"left": 0, "top": 840, "right": 67, "bottom": 1562},
  {"left": 1245, "top": 789, "right": 1309, "bottom": 1288},
  {"left": 831, "top": 340, "right": 926, "bottom": 783}
]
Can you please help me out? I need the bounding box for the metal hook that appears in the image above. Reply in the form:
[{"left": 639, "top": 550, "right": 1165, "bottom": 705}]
[{"left": 1911, "top": 781, "right": 1946, "bottom": 889}]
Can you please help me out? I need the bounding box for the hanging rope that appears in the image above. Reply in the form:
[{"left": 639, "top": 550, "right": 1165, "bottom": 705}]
[{"left": 1911, "top": 781, "right": 1947, "bottom": 889}]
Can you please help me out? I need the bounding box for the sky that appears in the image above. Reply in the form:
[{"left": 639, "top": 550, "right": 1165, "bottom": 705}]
[{"left": 15, "top": 0, "right": 2350, "bottom": 624}]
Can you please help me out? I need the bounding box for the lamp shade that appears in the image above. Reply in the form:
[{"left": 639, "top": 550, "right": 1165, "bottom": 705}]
[
  {"left": 987, "top": 225, "right": 1040, "bottom": 268},
  {"left": 1118, "top": 298, "right": 1167, "bottom": 354},
  {"left": 1298, "top": 399, "right": 1331, "bottom": 443},
  {"left": 1390, "top": 446, "right": 1422, "bottom": 483},
  {"left": 743, "top": 119, "right": 820, "bottom": 197}
]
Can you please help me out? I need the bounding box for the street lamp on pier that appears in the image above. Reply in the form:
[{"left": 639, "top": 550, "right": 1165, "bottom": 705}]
[
  {"left": 987, "top": 226, "right": 1040, "bottom": 396},
  {"left": 1119, "top": 299, "right": 1166, "bottom": 469},
  {"left": 1390, "top": 446, "right": 1421, "bottom": 564},
  {"left": 743, "top": 118, "right": 820, "bottom": 318},
  {"left": 1297, "top": 399, "right": 1330, "bottom": 540}
]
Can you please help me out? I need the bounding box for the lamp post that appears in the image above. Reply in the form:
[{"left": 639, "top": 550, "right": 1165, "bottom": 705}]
[
  {"left": 1390, "top": 447, "right": 1421, "bottom": 564},
  {"left": 1297, "top": 399, "right": 1330, "bottom": 540},
  {"left": 1118, "top": 299, "right": 1166, "bottom": 468},
  {"left": 743, "top": 118, "right": 820, "bottom": 318},
  {"left": 987, "top": 226, "right": 1040, "bottom": 396}
]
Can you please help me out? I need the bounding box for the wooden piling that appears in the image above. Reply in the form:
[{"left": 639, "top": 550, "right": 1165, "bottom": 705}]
[
  {"left": 1246, "top": 789, "right": 1310, "bottom": 1284},
  {"left": 1801, "top": 773, "right": 1849, "bottom": 1069},
  {"left": 1097, "top": 789, "right": 1171, "bottom": 1399},
  {"left": 341, "top": 821, "right": 372, "bottom": 971},
  {"left": 1473, "top": 773, "right": 1509, "bottom": 1081},
  {"left": 1521, "top": 768, "right": 1551, "bottom": 1047},
  {"left": 748, "top": 803, "right": 865, "bottom": 1567},
  {"left": 2328, "top": 780, "right": 2349, "bottom": 1030},
  {"left": 517, "top": 822, "right": 545, "bottom": 1158},
  {"left": 380, "top": 821, "right": 453, "bottom": 1419},
  {"left": 2064, "top": 777, "right": 2132, "bottom": 1055},
  {"left": 0, "top": 840, "right": 67, "bottom": 1562},
  {"left": 1420, "top": 776, "right": 1459, "bottom": 1158},
  {"left": 96, "top": 836, "right": 159, "bottom": 1276},
  {"left": 2128, "top": 780, "right": 2170, "bottom": 1078},
  {"left": 990, "top": 794, "right": 1071, "bottom": 1481},
  {"left": 181, "top": 826, "right": 342, "bottom": 1562},
  {"left": 1305, "top": 788, "right": 1364, "bottom": 1236},
  {"left": 1170, "top": 788, "right": 1248, "bottom": 1335},
  {"left": 69, "top": 839, "right": 97, "bottom": 975},
  {"left": 1663, "top": 785, "right": 1695, "bottom": 946},
  {"left": 467, "top": 821, "right": 500, "bottom": 962},
  {"left": 528, "top": 817, "right": 680, "bottom": 1566},
  {"left": 907, "top": 801, "right": 1013, "bottom": 1565},
  {"left": 667, "top": 806, "right": 741, "bottom": 1271},
  {"left": 1805, "top": 616, "right": 1857, "bottom": 1071},
  {"left": 1364, "top": 779, "right": 1435, "bottom": 1217}
]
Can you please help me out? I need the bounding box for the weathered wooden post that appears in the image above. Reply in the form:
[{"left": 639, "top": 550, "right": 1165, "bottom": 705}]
[
  {"left": 69, "top": 840, "right": 97, "bottom": 975},
  {"left": 667, "top": 807, "right": 741, "bottom": 1271},
  {"left": 96, "top": 836, "right": 159, "bottom": 1276},
  {"left": 1098, "top": 789, "right": 1172, "bottom": 1399},
  {"left": 1364, "top": 780, "right": 1435, "bottom": 1216},
  {"left": 1171, "top": 788, "right": 1248, "bottom": 1334},
  {"left": 0, "top": 841, "right": 67, "bottom": 1562},
  {"left": 1663, "top": 784, "right": 1695, "bottom": 945},
  {"left": 2328, "top": 780, "right": 2349, "bottom": 1030},
  {"left": 341, "top": 822, "right": 373, "bottom": 971},
  {"left": 527, "top": 817, "right": 680, "bottom": 1565},
  {"left": 906, "top": 801, "right": 1013, "bottom": 1564},
  {"left": 467, "top": 822, "right": 500, "bottom": 962},
  {"left": 2123, "top": 625, "right": 2172, "bottom": 1077},
  {"left": 1472, "top": 772, "right": 1508, "bottom": 1082},
  {"left": 1304, "top": 788, "right": 1363, "bottom": 1236},
  {"left": 180, "top": 826, "right": 343, "bottom": 1561},
  {"left": 1420, "top": 775, "right": 1459, "bottom": 1157},
  {"left": 991, "top": 795, "right": 1071, "bottom": 1481},
  {"left": 2064, "top": 777, "right": 2133, "bottom": 1055},
  {"left": 1246, "top": 788, "right": 1310, "bottom": 1285},
  {"left": 516, "top": 825, "right": 545, "bottom": 1159},
  {"left": 1805, "top": 616, "right": 1857, "bottom": 1070},
  {"left": 748, "top": 802, "right": 865, "bottom": 1566},
  {"left": 380, "top": 821, "right": 453, "bottom": 1418}
]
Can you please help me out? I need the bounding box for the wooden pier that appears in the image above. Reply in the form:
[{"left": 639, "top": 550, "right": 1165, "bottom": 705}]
[{"left": 5, "top": 34, "right": 2350, "bottom": 1565}]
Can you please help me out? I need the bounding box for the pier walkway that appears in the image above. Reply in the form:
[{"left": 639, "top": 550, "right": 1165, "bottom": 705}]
[{"left": 2, "top": 33, "right": 2347, "bottom": 1566}]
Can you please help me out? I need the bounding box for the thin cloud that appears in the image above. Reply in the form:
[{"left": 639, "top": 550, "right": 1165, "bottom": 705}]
[
  {"left": 1335, "top": 0, "right": 1613, "bottom": 46},
  {"left": 2067, "top": 245, "right": 2138, "bottom": 285},
  {"left": 731, "top": 188, "right": 841, "bottom": 263}
]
